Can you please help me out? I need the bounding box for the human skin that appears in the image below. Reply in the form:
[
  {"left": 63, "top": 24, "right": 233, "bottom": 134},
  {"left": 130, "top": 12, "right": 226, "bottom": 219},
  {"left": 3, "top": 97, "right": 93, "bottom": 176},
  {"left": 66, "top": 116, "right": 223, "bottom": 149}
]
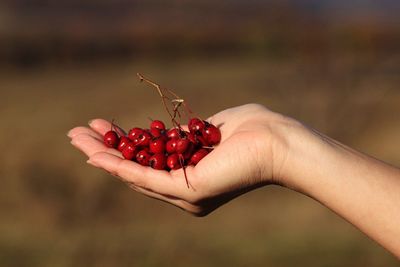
[{"left": 68, "top": 103, "right": 400, "bottom": 258}]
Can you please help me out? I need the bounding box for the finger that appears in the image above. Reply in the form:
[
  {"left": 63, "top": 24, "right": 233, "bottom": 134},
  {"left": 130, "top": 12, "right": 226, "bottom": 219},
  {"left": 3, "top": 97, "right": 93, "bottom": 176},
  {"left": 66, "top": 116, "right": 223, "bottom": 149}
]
[
  {"left": 71, "top": 133, "right": 122, "bottom": 158},
  {"left": 125, "top": 183, "right": 204, "bottom": 215},
  {"left": 124, "top": 182, "right": 188, "bottom": 210},
  {"left": 88, "top": 151, "right": 193, "bottom": 200},
  {"left": 180, "top": 125, "right": 189, "bottom": 132},
  {"left": 68, "top": 126, "right": 102, "bottom": 140},
  {"left": 89, "top": 119, "right": 126, "bottom": 136}
]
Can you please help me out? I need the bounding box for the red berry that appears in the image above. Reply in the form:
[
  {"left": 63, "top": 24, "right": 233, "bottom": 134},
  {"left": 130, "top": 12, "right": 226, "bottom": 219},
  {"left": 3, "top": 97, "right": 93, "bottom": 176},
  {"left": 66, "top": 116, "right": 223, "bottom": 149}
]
[
  {"left": 136, "top": 149, "right": 151, "bottom": 166},
  {"left": 167, "top": 128, "right": 180, "bottom": 139},
  {"left": 188, "top": 118, "right": 205, "bottom": 135},
  {"left": 104, "top": 131, "right": 119, "bottom": 148},
  {"left": 182, "top": 141, "right": 195, "bottom": 160},
  {"left": 133, "top": 131, "right": 152, "bottom": 147},
  {"left": 187, "top": 132, "right": 197, "bottom": 143},
  {"left": 188, "top": 132, "right": 208, "bottom": 147},
  {"left": 202, "top": 124, "right": 221, "bottom": 145},
  {"left": 117, "top": 136, "right": 131, "bottom": 152},
  {"left": 149, "top": 153, "right": 167, "bottom": 170},
  {"left": 190, "top": 148, "right": 209, "bottom": 165},
  {"left": 149, "top": 128, "right": 162, "bottom": 138},
  {"left": 176, "top": 138, "right": 190, "bottom": 154},
  {"left": 167, "top": 154, "right": 181, "bottom": 170},
  {"left": 150, "top": 120, "right": 166, "bottom": 130},
  {"left": 166, "top": 139, "right": 178, "bottom": 154},
  {"left": 149, "top": 138, "right": 165, "bottom": 154},
  {"left": 197, "top": 135, "right": 209, "bottom": 146},
  {"left": 122, "top": 143, "right": 138, "bottom": 160},
  {"left": 128, "top": 127, "right": 144, "bottom": 141}
]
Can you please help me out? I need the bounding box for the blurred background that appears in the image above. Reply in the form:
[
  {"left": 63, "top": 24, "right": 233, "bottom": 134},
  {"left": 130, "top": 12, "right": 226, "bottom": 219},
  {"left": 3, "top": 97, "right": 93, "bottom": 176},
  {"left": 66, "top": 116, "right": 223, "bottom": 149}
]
[{"left": 1, "top": 0, "right": 399, "bottom": 266}]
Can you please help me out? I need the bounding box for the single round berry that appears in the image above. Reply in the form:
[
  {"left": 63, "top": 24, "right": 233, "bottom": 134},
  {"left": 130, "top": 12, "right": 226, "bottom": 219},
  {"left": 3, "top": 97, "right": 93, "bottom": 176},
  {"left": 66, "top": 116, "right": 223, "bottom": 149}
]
[
  {"left": 188, "top": 118, "right": 205, "bottom": 135},
  {"left": 182, "top": 141, "right": 195, "bottom": 160},
  {"left": 149, "top": 138, "right": 165, "bottom": 154},
  {"left": 136, "top": 149, "right": 151, "bottom": 166},
  {"left": 149, "top": 153, "right": 167, "bottom": 170},
  {"left": 187, "top": 132, "right": 197, "bottom": 143},
  {"left": 133, "top": 131, "right": 152, "bottom": 147},
  {"left": 150, "top": 120, "right": 166, "bottom": 131},
  {"left": 176, "top": 138, "right": 190, "bottom": 154},
  {"left": 166, "top": 139, "right": 178, "bottom": 154},
  {"left": 197, "top": 135, "right": 209, "bottom": 146},
  {"left": 104, "top": 131, "right": 120, "bottom": 148},
  {"left": 149, "top": 128, "right": 162, "bottom": 138},
  {"left": 167, "top": 128, "right": 180, "bottom": 139},
  {"left": 122, "top": 143, "right": 138, "bottom": 160},
  {"left": 167, "top": 154, "right": 181, "bottom": 170},
  {"left": 202, "top": 124, "right": 221, "bottom": 145},
  {"left": 118, "top": 136, "right": 131, "bottom": 152},
  {"left": 190, "top": 148, "right": 209, "bottom": 165},
  {"left": 128, "top": 127, "right": 144, "bottom": 141}
]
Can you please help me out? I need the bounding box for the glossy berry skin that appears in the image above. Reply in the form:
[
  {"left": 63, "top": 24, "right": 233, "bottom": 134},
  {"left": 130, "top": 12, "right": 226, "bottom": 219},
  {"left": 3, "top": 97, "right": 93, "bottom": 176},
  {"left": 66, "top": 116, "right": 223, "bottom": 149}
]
[
  {"left": 117, "top": 136, "right": 131, "bottom": 152},
  {"left": 176, "top": 138, "right": 190, "bottom": 154},
  {"left": 188, "top": 118, "right": 205, "bottom": 135},
  {"left": 128, "top": 127, "right": 144, "bottom": 141},
  {"left": 167, "top": 154, "right": 181, "bottom": 170},
  {"left": 166, "top": 139, "right": 178, "bottom": 154},
  {"left": 136, "top": 149, "right": 151, "bottom": 166},
  {"left": 167, "top": 128, "right": 180, "bottom": 139},
  {"left": 188, "top": 132, "right": 208, "bottom": 147},
  {"left": 149, "top": 138, "right": 165, "bottom": 154},
  {"left": 182, "top": 141, "right": 195, "bottom": 160},
  {"left": 197, "top": 135, "right": 209, "bottom": 146},
  {"left": 187, "top": 132, "right": 197, "bottom": 144},
  {"left": 149, "top": 153, "right": 167, "bottom": 170},
  {"left": 190, "top": 148, "right": 209, "bottom": 165},
  {"left": 149, "top": 128, "right": 162, "bottom": 138},
  {"left": 133, "top": 131, "right": 152, "bottom": 147},
  {"left": 104, "top": 131, "right": 119, "bottom": 148},
  {"left": 122, "top": 143, "right": 138, "bottom": 160},
  {"left": 150, "top": 120, "right": 166, "bottom": 130},
  {"left": 202, "top": 124, "right": 221, "bottom": 145}
]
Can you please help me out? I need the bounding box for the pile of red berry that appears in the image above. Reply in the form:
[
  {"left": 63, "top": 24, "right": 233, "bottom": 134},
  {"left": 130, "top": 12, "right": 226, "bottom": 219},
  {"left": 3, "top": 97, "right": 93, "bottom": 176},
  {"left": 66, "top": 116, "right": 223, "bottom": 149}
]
[
  {"left": 102, "top": 73, "right": 221, "bottom": 187},
  {"left": 103, "top": 118, "right": 221, "bottom": 172}
]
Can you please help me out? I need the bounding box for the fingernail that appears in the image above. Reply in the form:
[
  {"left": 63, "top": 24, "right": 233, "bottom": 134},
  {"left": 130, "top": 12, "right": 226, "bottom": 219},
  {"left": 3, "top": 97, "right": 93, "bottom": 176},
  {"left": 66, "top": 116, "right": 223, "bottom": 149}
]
[
  {"left": 66, "top": 130, "right": 72, "bottom": 138},
  {"left": 87, "top": 159, "right": 98, "bottom": 167},
  {"left": 88, "top": 119, "right": 94, "bottom": 126}
]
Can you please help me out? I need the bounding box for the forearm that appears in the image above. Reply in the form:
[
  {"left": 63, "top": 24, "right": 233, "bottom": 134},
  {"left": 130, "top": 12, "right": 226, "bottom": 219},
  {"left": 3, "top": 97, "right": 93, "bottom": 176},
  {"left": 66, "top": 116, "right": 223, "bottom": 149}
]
[{"left": 280, "top": 122, "right": 400, "bottom": 258}]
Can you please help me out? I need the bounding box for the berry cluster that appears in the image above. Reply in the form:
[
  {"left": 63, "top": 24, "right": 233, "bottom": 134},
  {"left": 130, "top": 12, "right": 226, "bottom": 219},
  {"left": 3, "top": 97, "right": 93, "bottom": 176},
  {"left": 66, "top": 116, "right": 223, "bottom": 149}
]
[
  {"left": 103, "top": 118, "right": 221, "bottom": 185},
  {"left": 102, "top": 73, "right": 221, "bottom": 188}
]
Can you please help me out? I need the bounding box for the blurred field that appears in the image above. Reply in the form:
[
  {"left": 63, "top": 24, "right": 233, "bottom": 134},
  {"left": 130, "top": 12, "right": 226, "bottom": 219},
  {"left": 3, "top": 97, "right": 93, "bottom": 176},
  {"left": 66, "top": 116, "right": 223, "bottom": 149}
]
[{"left": 0, "top": 54, "right": 399, "bottom": 266}]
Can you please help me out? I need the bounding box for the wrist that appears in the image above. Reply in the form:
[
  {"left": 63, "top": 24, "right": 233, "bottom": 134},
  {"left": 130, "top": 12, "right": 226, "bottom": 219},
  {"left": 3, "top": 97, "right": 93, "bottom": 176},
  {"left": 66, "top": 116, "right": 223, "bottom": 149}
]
[
  {"left": 253, "top": 110, "right": 306, "bottom": 187},
  {"left": 273, "top": 118, "right": 344, "bottom": 195},
  {"left": 258, "top": 112, "right": 326, "bottom": 192}
]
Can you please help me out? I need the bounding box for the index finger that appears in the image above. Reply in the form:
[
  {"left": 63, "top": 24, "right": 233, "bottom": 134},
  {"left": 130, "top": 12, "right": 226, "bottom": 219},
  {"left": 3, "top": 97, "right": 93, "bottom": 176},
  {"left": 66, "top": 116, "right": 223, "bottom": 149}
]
[{"left": 88, "top": 151, "right": 195, "bottom": 201}]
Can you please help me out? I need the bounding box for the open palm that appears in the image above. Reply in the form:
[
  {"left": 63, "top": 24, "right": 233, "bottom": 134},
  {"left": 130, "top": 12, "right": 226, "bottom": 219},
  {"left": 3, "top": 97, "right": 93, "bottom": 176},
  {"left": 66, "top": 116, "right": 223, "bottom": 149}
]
[{"left": 69, "top": 104, "right": 286, "bottom": 216}]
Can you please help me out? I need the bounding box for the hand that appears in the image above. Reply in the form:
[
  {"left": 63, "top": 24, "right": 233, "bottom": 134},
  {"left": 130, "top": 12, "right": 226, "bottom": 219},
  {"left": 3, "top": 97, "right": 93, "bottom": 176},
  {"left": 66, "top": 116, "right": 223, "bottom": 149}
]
[
  {"left": 68, "top": 104, "right": 294, "bottom": 216},
  {"left": 68, "top": 103, "right": 400, "bottom": 256}
]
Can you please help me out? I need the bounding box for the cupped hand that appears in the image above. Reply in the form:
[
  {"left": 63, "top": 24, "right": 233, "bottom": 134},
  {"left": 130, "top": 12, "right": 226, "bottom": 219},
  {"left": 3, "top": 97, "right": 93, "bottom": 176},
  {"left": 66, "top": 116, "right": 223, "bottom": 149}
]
[{"left": 68, "top": 104, "right": 292, "bottom": 216}]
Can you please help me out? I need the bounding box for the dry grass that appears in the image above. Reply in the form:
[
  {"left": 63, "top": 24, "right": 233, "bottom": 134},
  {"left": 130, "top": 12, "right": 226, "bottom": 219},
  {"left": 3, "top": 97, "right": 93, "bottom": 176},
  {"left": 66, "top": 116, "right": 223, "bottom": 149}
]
[{"left": 0, "top": 55, "right": 399, "bottom": 266}]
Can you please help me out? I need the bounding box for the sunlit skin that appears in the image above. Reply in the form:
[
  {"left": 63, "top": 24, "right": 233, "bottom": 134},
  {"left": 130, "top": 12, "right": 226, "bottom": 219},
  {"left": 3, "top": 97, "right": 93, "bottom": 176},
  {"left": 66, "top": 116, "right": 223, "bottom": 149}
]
[{"left": 68, "top": 103, "right": 400, "bottom": 258}]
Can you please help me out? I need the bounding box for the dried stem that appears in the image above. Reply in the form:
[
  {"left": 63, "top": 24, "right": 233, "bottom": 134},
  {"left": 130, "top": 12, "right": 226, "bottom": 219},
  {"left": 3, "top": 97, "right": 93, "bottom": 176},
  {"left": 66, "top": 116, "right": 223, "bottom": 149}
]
[
  {"left": 179, "top": 154, "right": 190, "bottom": 188},
  {"left": 137, "top": 72, "right": 195, "bottom": 188},
  {"left": 137, "top": 73, "right": 196, "bottom": 125},
  {"left": 137, "top": 73, "right": 188, "bottom": 128},
  {"left": 166, "top": 88, "right": 194, "bottom": 118}
]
